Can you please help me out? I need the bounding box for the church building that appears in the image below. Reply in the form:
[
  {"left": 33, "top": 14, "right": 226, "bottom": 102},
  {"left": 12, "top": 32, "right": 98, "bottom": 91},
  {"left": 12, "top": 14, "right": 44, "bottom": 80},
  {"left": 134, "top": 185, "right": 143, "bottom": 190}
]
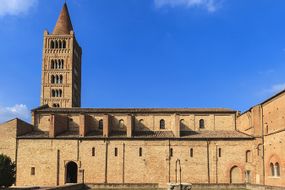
[{"left": 0, "top": 3, "right": 284, "bottom": 188}]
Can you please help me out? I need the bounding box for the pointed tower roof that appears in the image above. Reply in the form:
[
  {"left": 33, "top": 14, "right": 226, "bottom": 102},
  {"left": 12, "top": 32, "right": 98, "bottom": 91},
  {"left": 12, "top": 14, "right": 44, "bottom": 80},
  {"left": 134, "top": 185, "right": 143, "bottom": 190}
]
[{"left": 53, "top": 3, "right": 74, "bottom": 35}]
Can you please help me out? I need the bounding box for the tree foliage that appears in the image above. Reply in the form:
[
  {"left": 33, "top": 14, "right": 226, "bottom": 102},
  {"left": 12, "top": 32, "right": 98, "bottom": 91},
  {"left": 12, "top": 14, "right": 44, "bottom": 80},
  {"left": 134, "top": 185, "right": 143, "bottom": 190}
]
[{"left": 0, "top": 154, "right": 16, "bottom": 188}]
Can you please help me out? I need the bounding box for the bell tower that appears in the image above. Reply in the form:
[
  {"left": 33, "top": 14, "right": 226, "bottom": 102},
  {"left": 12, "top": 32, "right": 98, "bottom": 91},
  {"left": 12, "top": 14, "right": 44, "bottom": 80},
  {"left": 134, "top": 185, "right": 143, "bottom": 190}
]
[{"left": 40, "top": 3, "right": 82, "bottom": 108}]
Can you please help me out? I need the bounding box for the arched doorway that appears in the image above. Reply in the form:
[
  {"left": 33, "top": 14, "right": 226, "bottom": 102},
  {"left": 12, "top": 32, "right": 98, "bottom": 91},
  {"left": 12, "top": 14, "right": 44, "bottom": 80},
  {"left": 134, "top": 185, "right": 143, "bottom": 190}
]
[
  {"left": 230, "top": 166, "right": 242, "bottom": 184},
  {"left": 66, "top": 161, "right": 78, "bottom": 184}
]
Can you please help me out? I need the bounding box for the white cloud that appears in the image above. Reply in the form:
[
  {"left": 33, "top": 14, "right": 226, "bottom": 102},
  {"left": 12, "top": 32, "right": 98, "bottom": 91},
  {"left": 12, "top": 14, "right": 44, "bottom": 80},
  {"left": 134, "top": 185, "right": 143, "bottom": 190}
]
[
  {"left": 154, "top": 0, "right": 221, "bottom": 12},
  {"left": 0, "top": 0, "right": 38, "bottom": 17},
  {"left": 0, "top": 104, "right": 30, "bottom": 123}
]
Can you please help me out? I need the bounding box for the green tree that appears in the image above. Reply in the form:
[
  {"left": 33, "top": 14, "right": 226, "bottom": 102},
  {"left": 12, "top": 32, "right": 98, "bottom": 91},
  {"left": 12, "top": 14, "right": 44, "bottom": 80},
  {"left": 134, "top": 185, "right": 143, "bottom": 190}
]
[{"left": 0, "top": 154, "right": 16, "bottom": 188}]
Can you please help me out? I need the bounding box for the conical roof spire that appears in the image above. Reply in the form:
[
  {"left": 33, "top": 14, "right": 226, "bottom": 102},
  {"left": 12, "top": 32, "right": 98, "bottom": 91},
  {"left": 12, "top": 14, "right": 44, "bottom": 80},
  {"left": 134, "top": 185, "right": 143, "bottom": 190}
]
[{"left": 53, "top": 3, "right": 74, "bottom": 35}]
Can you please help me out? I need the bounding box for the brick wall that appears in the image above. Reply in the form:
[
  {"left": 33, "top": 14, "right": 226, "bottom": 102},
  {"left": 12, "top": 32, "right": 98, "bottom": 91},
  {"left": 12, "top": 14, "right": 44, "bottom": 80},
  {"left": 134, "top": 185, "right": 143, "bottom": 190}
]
[
  {"left": 16, "top": 138, "right": 256, "bottom": 187},
  {"left": 50, "top": 114, "right": 68, "bottom": 137}
]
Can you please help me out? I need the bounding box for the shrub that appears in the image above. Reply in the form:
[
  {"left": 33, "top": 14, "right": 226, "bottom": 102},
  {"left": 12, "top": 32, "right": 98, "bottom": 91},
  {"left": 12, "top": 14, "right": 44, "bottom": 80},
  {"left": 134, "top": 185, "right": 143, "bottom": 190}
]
[{"left": 0, "top": 154, "right": 16, "bottom": 188}]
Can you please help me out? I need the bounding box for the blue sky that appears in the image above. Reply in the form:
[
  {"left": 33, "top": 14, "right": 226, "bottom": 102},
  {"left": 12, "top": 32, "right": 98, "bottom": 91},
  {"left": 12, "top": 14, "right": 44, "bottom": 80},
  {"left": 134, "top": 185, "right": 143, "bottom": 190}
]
[{"left": 1, "top": 0, "right": 285, "bottom": 122}]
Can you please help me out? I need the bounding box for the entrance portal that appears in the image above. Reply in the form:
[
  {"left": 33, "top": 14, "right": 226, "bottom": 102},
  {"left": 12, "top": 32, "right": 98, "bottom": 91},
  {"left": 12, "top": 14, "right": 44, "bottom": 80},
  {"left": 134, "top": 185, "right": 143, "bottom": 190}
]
[
  {"left": 66, "top": 161, "right": 78, "bottom": 183},
  {"left": 230, "top": 166, "right": 242, "bottom": 184}
]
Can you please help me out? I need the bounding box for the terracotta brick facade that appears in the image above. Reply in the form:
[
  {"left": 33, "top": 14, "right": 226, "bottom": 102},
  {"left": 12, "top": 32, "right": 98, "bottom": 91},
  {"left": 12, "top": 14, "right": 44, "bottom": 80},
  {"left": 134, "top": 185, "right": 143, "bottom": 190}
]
[{"left": 0, "top": 3, "right": 284, "bottom": 188}]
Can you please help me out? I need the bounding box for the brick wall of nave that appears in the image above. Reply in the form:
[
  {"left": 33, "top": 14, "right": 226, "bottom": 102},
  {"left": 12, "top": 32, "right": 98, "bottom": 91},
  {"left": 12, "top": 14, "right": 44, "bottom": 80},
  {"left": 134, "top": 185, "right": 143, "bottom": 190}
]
[
  {"left": 262, "top": 91, "right": 285, "bottom": 187},
  {"left": 264, "top": 131, "right": 285, "bottom": 187},
  {"left": 237, "top": 91, "right": 285, "bottom": 187},
  {"left": 16, "top": 138, "right": 260, "bottom": 187},
  {"left": 0, "top": 119, "right": 33, "bottom": 162},
  {"left": 35, "top": 112, "right": 236, "bottom": 133},
  {"left": 0, "top": 120, "right": 17, "bottom": 161}
]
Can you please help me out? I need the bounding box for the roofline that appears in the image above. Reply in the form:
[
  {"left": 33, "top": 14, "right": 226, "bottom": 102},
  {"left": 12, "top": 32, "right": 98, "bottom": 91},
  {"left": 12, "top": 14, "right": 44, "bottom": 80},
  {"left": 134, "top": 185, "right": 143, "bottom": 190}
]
[
  {"left": 240, "top": 89, "right": 285, "bottom": 115},
  {"left": 32, "top": 107, "right": 237, "bottom": 114},
  {"left": 0, "top": 118, "right": 19, "bottom": 125},
  {"left": 17, "top": 136, "right": 254, "bottom": 140},
  {"left": 0, "top": 117, "right": 32, "bottom": 126},
  {"left": 31, "top": 104, "right": 49, "bottom": 112},
  {"left": 260, "top": 89, "right": 285, "bottom": 105}
]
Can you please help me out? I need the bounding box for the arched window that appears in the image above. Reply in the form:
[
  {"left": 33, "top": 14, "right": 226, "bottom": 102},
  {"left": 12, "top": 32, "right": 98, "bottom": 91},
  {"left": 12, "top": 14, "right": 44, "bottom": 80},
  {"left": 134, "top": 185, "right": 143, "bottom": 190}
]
[
  {"left": 99, "top": 119, "right": 103, "bottom": 130},
  {"left": 246, "top": 150, "right": 251, "bottom": 163},
  {"left": 190, "top": 148, "right": 193, "bottom": 157},
  {"left": 53, "top": 60, "right": 57, "bottom": 69},
  {"left": 51, "top": 90, "right": 55, "bottom": 97},
  {"left": 60, "top": 59, "right": 64, "bottom": 69},
  {"left": 55, "top": 40, "right": 59, "bottom": 49},
  {"left": 160, "top": 119, "right": 165, "bottom": 129},
  {"left": 270, "top": 163, "right": 275, "bottom": 176},
  {"left": 199, "top": 119, "right": 205, "bottom": 129},
  {"left": 59, "top": 90, "right": 62, "bottom": 97},
  {"left": 59, "top": 75, "right": 63, "bottom": 84},
  {"left": 51, "top": 75, "right": 55, "bottom": 84},
  {"left": 58, "top": 59, "right": 61, "bottom": 68},
  {"left": 50, "top": 41, "right": 54, "bottom": 49},
  {"left": 55, "top": 75, "right": 59, "bottom": 84},
  {"left": 59, "top": 40, "right": 62, "bottom": 49},
  {"left": 51, "top": 60, "right": 54, "bottom": 69},
  {"left": 275, "top": 163, "right": 280, "bottom": 177},
  {"left": 56, "top": 59, "right": 60, "bottom": 69},
  {"left": 63, "top": 40, "right": 66, "bottom": 48},
  {"left": 119, "top": 119, "right": 124, "bottom": 128}
]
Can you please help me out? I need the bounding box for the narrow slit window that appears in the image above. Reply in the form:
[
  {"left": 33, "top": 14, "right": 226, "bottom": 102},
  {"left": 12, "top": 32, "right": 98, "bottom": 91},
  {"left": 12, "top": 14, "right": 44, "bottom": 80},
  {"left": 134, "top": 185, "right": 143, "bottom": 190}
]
[
  {"left": 190, "top": 148, "right": 193, "bottom": 157},
  {"left": 170, "top": 148, "right": 173, "bottom": 157},
  {"left": 218, "top": 148, "right": 222, "bottom": 157},
  {"left": 92, "top": 147, "right": 95, "bottom": 157},
  {"left": 115, "top": 148, "right": 118, "bottom": 157},
  {"left": 139, "top": 147, "right": 143, "bottom": 157}
]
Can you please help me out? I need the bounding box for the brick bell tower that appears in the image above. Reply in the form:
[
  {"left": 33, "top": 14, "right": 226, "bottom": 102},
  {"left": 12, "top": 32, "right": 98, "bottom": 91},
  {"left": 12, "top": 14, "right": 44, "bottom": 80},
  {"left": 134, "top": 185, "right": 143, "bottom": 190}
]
[{"left": 40, "top": 3, "right": 82, "bottom": 108}]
